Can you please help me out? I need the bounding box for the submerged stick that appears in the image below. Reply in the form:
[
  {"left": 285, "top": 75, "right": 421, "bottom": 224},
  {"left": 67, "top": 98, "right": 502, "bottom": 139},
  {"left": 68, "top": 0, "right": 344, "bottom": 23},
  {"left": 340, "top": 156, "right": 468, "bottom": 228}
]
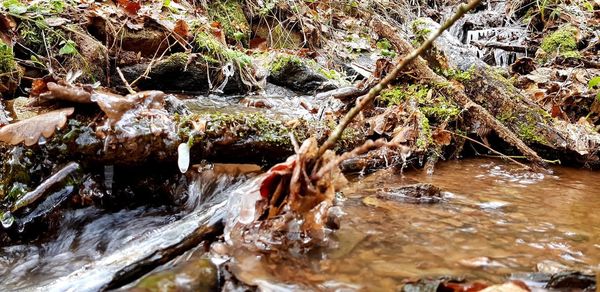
[
  {"left": 317, "top": 0, "right": 481, "bottom": 157},
  {"left": 12, "top": 162, "right": 80, "bottom": 212}
]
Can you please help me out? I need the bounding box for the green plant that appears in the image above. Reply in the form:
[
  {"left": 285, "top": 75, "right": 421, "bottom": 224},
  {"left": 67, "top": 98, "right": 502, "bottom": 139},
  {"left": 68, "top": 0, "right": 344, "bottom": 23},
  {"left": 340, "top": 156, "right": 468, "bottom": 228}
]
[
  {"left": 207, "top": 0, "right": 250, "bottom": 44},
  {"left": 589, "top": 76, "right": 600, "bottom": 101},
  {"left": 0, "top": 41, "right": 16, "bottom": 73},
  {"left": 2, "top": 0, "right": 26, "bottom": 14},
  {"left": 376, "top": 39, "right": 397, "bottom": 58}
]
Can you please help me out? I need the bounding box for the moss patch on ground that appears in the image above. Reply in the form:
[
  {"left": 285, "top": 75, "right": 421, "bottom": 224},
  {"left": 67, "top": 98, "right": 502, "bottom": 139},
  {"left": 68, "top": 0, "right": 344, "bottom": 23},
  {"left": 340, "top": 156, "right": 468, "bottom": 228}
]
[
  {"left": 193, "top": 31, "right": 252, "bottom": 68},
  {"left": 207, "top": 0, "right": 250, "bottom": 44},
  {"left": 270, "top": 54, "right": 303, "bottom": 74},
  {"left": 0, "top": 41, "right": 15, "bottom": 74},
  {"left": 540, "top": 25, "right": 580, "bottom": 58}
]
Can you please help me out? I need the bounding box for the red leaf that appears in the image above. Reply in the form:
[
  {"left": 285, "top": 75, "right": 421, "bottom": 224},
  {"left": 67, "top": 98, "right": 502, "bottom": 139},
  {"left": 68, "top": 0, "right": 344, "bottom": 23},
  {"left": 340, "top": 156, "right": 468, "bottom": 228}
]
[
  {"left": 173, "top": 20, "right": 190, "bottom": 39},
  {"left": 117, "top": 0, "right": 141, "bottom": 15},
  {"left": 259, "top": 161, "right": 295, "bottom": 199},
  {"left": 249, "top": 37, "right": 267, "bottom": 50}
]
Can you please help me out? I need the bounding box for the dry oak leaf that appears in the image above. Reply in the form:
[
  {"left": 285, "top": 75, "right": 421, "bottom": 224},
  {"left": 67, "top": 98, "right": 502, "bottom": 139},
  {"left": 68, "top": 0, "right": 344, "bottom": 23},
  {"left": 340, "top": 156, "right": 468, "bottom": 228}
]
[
  {"left": 173, "top": 19, "right": 190, "bottom": 40},
  {"left": 0, "top": 108, "right": 74, "bottom": 146}
]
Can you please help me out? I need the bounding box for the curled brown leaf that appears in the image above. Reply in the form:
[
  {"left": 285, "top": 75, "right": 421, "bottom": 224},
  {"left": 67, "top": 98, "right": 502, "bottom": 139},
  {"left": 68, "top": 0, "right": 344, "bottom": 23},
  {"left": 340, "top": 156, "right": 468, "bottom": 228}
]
[
  {"left": 39, "top": 82, "right": 93, "bottom": 103},
  {"left": 0, "top": 108, "right": 74, "bottom": 146}
]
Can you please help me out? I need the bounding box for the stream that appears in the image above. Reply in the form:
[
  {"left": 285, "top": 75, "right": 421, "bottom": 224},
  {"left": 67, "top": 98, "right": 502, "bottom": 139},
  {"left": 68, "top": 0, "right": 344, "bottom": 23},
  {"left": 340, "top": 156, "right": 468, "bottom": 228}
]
[{"left": 1, "top": 159, "right": 599, "bottom": 290}]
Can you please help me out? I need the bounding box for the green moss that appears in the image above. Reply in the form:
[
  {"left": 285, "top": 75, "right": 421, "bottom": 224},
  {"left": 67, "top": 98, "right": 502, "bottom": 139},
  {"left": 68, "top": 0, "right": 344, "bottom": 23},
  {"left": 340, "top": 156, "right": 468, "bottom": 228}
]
[
  {"left": 540, "top": 25, "right": 578, "bottom": 55},
  {"left": 207, "top": 0, "right": 250, "bottom": 44},
  {"left": 438, "top": 66, "right": 475, "bottom": 82},
  {"left": 0, "top": 41, "right": 15, "bottom": 74},
  {"left": 517, "top": 122, "right": 546, "bottom": 144},
  {"left": 560, "top": 50, "right": 581, "bottom": 59},
  {"left": 416, "top": 113, "right": 432, "bottom": 150},
  {"left": 379, "top": 84, "right": 429, "bottom": 106},
  {"left": 376, "top": 39, "right": 397, "bottom": 58},
  {"left": 380, "top": 84, "right": 461, "bottom": 122},
  {"left": 270, "top": 54, "right": 303, "bottom": 74},
  {"left": 318, "top": 68, "right": 340, "bottom": 80},
  {"left": 513, "top": 112, "right": 548, "bottom": 144},
  {"left": 411, "top": 18, "right": 432, "bottom": 46},
  {"left": 178, "top": 112, "right": 306, "bottom": 148},
  {"left": 193, "top": 32, "right": 252, "bottom": 68}
]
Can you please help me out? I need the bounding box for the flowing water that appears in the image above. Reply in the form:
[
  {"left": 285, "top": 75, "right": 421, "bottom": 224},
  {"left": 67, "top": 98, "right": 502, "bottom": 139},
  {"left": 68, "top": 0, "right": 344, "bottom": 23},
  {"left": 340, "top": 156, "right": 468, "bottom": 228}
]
[
  {"left": 0, "top": 165, "right": 258, "bottom": 291},
  {"left": 228, "top": 159, "right": 600, "bottom": 290},
  {"left": 1, "top": 159, "right": 599, "bottom": 291}
]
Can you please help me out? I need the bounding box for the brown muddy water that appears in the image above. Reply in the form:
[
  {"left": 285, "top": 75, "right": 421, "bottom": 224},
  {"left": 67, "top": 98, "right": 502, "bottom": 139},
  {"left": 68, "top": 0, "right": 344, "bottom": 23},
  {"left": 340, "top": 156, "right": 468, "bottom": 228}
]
[
  {"left": 229, "top": 159, "right": 600, "bottom": 290},
  {"left": 1, "top": 159, "right": 599, "bottom": 290}
]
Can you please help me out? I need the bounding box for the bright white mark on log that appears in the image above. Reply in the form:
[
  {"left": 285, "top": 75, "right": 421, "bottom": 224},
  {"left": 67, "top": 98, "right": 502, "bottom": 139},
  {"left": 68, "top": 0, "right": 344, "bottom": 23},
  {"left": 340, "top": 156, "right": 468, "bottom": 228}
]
[{"left": 178, "top": 143, "right": 190, "bottom": 173}]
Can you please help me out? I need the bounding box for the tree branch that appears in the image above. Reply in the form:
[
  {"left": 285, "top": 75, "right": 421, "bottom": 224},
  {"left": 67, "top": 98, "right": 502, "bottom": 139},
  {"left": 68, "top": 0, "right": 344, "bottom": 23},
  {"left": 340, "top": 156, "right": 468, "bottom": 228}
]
[{"left": 317, "top": 0, "right": 482, "bottom": 157}]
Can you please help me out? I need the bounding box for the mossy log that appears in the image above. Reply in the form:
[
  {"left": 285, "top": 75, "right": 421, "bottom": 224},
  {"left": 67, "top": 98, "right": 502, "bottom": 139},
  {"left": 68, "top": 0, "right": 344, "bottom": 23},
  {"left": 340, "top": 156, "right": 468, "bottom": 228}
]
[
  {"left": 116, "top": 53, "right": 252, "bottom": 94},
  {"left": 413, "top": 18, "right": 600, "bottom": 167},
  {"left": 1, "top": 111, "right": 364, "bottom": 166},
  {"left": 0, "top": 104, "right": 367, "bottom": 204},
  {"left": 371, "top": 18, "right": 546, "bottom": 168}
]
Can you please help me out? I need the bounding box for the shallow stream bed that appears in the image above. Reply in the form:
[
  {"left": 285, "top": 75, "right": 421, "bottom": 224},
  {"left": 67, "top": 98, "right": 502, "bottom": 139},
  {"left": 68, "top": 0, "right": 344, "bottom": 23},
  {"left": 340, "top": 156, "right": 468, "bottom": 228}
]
[
  {"left": 1, "top": 159, "right": 599, "bottom": 290},
  {"left": 229, "top": 159, "right": 600, "bottom": 290}
]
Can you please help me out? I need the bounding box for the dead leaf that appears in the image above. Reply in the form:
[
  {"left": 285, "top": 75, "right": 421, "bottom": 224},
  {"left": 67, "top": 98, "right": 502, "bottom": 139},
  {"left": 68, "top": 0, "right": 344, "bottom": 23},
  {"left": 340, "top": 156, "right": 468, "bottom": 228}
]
[
  {"left": 432, "top": 128, "right": 452, "bottom": 146},
  {"left": 210, "top": 22, "right": 226, "bottom": 44},
  {"left": 510, "top": 57, "right": 536, "bottom": 75},
  {"left": 0, "top": 14, "right": 16, "bottom": 45},
  {"left": 173, "top": 19, "right": 190, "bottom": 40},
  {"left": 45, "top": 17, "right": 69, "bottom": 27},
  {"left": 249, "top": 37, "right": 267, "bottom": 50},
  {"left": 0, "top": 108, "right": 74, "bottom": 146},
  {"left": 117, "top": 0, "right": 141, "bottom": 16},
  {"left": 442, "top": 281, "right": 489, "bottom": 292},
  {"left": 39, "top": 82, "right": 93, "bottom": 103}
]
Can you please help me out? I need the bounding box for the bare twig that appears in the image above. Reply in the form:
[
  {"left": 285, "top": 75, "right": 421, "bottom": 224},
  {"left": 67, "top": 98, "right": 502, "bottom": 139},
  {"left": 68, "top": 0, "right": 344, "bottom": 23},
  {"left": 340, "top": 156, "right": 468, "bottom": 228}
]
[
  {"left": 117, "top": 67, "right": 136, "bottom": 94},
  {"left": 443, "top": 129, "right": 530, "bottom": 169},
  {"left": 317, "top": 0, "right": 481, "bottom": 158}
]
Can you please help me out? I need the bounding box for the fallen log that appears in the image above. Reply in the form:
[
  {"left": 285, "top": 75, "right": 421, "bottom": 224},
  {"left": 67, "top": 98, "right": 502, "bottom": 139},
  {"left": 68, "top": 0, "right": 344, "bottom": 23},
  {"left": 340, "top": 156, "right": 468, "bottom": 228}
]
[
  {"left": 0, "top": 99, "right": 368, "bottom": 206},
  {"left": 371, "top": 17, "right": 547, "bottom": 169},
  {"left": 414, "top": 18, "right": 600, "bottom": 167}
]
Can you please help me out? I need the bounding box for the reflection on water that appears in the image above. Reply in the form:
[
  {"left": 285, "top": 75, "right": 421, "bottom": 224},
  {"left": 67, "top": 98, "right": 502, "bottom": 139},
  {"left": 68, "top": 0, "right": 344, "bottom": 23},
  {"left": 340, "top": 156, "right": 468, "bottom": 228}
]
[{"left": 229, "top": 159, "right": 600, "bottom": 290}]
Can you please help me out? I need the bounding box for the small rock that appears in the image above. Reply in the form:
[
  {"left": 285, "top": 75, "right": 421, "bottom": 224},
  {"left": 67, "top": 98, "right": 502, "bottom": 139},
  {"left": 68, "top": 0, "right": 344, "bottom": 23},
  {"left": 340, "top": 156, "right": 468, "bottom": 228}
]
[
  {"left": 546, "top": 272, "right": 596, "bottom": 290},
  {"left": 376, "top": 183, "right": 443, "bottom": 204}
]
